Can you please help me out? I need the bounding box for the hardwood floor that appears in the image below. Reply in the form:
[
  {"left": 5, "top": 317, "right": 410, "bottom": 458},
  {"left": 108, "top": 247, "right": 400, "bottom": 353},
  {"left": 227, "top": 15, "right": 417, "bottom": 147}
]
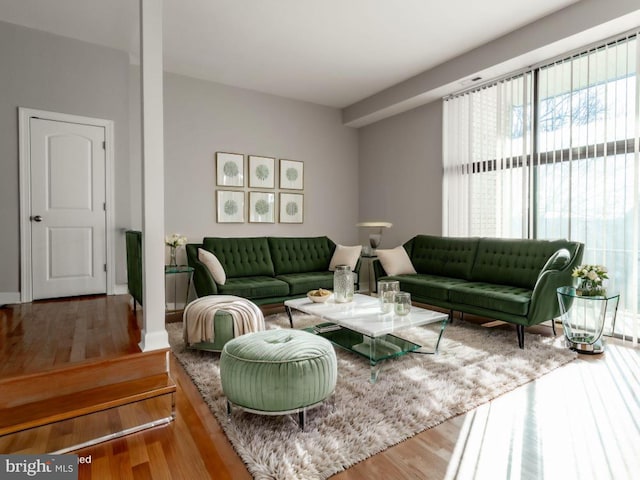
[{"left": 1, "top": 296, "right": 639, "bottom": 479}]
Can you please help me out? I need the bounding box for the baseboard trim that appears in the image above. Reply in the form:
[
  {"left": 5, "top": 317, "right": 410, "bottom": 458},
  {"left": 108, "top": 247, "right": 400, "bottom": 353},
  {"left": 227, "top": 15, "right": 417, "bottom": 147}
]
[
  {"left": 114, "top": 284, "right": 129, "bottom": 295},
  {"left": 0, "top": 292, "right": 21, "bottom": 305}
]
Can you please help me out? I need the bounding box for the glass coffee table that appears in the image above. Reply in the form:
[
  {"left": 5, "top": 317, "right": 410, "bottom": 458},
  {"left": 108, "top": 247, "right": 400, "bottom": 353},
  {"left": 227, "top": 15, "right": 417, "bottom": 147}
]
[{"left": 285, "top": 294, "right": 449, "bottom": 383}]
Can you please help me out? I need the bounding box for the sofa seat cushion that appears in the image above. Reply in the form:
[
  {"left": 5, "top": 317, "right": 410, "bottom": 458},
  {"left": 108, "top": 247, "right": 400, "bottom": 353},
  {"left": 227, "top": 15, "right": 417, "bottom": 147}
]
[
  {"left": 217, "top": 276, "right": 289, "bottom": 299},
  {"left": 383, "top": 274, "right": 469, "bottom": 302},
  {"left": 276, "top": 272, "right": 334, "bottom": 295},
  {"left": 448, "top": 282, "right": 532, "bottom": 316}
]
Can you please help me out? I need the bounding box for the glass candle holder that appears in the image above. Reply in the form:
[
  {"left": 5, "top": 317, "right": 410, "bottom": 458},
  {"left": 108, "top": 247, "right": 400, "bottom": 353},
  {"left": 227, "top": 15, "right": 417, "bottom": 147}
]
[
  {"left": 394, "top": 292, "right": 411, "bottom": 316},
  {"left": 378, "top": 280, "right": 400, "bottom": 313}
]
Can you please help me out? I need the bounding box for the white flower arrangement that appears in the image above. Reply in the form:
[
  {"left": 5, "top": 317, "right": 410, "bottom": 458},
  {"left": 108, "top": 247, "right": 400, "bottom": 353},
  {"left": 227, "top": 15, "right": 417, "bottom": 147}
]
[
  {"left": 165, "top": 233, "right": 187, "bottom": 248},
  {"left": 571, "top": 264, "right": 608, "bottom": 294}
]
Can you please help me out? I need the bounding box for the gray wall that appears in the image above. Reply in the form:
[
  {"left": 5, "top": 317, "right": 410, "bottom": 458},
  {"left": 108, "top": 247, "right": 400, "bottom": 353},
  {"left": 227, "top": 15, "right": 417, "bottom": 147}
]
[
  {"left": 0, "top": 21, "right": 359, "bottom": 298},
  {"left": 0, "top": 21, "right": 131, "bottom": 295},
  {"left": 159, "top": 72, "right": 360, "bottom": 265},
  {"left": 358, "top": 100, "right": 442, "bottom": 248}
]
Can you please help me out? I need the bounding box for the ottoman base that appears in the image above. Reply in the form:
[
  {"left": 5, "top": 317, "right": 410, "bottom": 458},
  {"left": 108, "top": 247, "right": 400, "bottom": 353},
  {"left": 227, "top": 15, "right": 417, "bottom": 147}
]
[{"left": 225, "top": 394, "right": 335, "bottom": 431}]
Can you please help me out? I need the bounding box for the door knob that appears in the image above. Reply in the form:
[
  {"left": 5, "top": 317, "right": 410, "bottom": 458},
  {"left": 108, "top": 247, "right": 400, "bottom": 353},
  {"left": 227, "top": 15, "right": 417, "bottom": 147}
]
[{"left": 31, "top": 215, "right": 43, "bottom": 222}]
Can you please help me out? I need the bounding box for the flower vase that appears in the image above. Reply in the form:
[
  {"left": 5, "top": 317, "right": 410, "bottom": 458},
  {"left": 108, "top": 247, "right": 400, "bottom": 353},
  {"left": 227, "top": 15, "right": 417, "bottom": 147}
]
[
  {"left": 169, "top": 246, "right": 177, "bottom": 267},
  {"left": 577, "top": 279, "right": 601, "bottom": 296}
]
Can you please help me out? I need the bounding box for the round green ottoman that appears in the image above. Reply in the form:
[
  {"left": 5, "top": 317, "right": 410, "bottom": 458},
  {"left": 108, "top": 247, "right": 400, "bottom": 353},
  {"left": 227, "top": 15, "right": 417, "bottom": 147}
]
[{"left": 220, "top": 329, "right": 337, "bottom": 429}]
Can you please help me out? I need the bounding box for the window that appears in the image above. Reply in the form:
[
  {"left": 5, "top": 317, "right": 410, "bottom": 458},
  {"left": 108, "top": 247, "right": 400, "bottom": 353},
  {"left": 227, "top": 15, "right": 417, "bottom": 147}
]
[{"left": 443, "top": 32, "right": 639, "bottom": 342}]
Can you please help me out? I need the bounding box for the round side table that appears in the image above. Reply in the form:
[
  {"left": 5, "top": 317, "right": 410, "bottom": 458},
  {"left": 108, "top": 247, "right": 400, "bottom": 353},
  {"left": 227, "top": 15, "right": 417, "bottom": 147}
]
[{"left": 556, "top": 286, "right": 620, "bottom": 354}]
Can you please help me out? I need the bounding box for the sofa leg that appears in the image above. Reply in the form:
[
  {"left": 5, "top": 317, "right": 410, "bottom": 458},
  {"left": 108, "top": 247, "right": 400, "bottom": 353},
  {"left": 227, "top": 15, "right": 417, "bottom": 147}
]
[
  {"left": 286, "top": 305, "right": 294, "bottom": 328},
  {"left": 551, "top": 319, "right": 557, "bottom": 336},
  {"left": 516, "top": 325, "right": 525, "bottom": 349},
  {"left": 449, "top": 310, "right": 454, "bottom": 323}
]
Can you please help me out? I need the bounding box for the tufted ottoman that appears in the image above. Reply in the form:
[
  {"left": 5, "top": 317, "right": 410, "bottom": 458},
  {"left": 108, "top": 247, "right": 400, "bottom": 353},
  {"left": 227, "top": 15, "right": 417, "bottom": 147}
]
[{"left": 220, "top": 329, "right": 337, "bottom": 429}]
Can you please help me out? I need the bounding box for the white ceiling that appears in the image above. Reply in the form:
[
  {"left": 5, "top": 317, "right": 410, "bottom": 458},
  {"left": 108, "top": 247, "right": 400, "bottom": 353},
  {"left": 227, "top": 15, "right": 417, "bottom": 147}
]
[{"left": 0, "top": 0, "right": 580, "bottom": 107}]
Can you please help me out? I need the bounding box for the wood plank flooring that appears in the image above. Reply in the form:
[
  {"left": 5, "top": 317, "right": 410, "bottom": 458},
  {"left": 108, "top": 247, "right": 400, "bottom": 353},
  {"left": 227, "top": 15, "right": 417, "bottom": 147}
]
[{"left": 1, "top": 296, "right": 639, "bottom": 479}]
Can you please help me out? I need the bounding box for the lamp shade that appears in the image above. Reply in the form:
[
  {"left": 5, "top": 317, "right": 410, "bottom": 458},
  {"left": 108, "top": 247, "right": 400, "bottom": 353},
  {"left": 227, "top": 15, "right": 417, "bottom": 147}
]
[
  {"left": 356, "top": 222, "right": 393, "bottom": 228},
  {"left": 356, "top": 221, "right": 392, "bottom": 250}
]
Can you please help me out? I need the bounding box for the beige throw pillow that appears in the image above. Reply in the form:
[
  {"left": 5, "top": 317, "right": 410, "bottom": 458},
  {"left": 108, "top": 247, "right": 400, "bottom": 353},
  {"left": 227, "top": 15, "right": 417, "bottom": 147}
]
[
  {"left": 377, "top": 246, "right": 417, "bottom": 275},
  {"left": 198, "top": 248, "right": 226, "bottom": 285},
  {"left": 329, "top": 245, "right": 362, "bottom": 271}
]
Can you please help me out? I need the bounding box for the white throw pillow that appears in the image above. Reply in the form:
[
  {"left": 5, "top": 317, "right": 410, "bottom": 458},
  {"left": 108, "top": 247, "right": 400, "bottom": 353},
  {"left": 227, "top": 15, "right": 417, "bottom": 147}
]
[
  {"left": 329, "top": 245, "right": 362, "bottom": 271},
  {"left": 376, "top": 246, "right": 417, "bottom": 276},
  {"left": 198, "top": 248, "right": 226, "bottom": 285}
]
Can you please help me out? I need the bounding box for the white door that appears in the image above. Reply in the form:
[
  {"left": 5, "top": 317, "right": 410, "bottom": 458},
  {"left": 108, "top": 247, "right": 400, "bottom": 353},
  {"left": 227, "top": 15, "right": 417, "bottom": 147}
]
[{"left": 30, "top": 118, "right": 107, "bottom": 300}]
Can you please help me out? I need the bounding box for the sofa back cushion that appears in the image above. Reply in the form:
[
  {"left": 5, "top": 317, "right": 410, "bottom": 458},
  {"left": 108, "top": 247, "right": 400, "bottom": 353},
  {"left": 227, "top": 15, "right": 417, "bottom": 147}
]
[
  {"left": 471, "top": 238, "right": 578, "bottom": 289},
  {"left": 202, "top": 237, "right": 275, "bottom": 278},
  {"left": 268, "top": 236, "right": 335, "bottom": 275},
  {"left": 410, "top": 235, "right": 479, "bottom": 280}
]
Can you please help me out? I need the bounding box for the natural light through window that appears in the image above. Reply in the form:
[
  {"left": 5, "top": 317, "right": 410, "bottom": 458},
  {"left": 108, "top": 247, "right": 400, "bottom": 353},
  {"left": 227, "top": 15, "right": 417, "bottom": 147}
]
[{"left": 443, "top": 31, "right": 639, "bottom": 343}]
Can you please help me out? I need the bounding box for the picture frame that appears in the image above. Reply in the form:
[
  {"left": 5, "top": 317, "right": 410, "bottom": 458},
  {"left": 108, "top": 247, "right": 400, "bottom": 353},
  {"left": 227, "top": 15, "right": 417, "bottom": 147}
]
[
  {"left": 248, "top": 155, "right": 275, "bottom": 188},
  {"left": 279, "top": 159, "right": 304, "bottom": 190},
  {"left": 249, "top": 191, "right": 276, "bottom": 223},
  {"left": 216, "top": 152, "right": 244, "bottom": 187},
  {"left": 216, "top": 190, "right": 245, "bottom": 223},
  {"left": 279, "top": 193, "right": 304, "bottom": 223}
]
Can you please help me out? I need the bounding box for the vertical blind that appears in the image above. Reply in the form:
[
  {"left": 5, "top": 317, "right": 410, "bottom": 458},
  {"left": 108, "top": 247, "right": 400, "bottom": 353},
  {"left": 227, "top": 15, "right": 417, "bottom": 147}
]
[{"left": 443, "top": 31, "right": 640, "bottom": 344}]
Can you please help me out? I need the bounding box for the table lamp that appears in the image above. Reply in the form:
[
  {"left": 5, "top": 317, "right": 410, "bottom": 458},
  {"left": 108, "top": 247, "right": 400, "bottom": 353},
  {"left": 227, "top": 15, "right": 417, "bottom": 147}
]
[{"left": 356, "top": 221, "right": 392, "bottom": 253}]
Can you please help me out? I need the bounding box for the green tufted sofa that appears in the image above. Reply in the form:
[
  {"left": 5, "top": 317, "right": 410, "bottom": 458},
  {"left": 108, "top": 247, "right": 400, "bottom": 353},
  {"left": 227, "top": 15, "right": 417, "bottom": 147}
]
[
  {"left": 186, "top": 236, "right": 360, "bottom": 306},
  {"left": 373, "top": 235, "right": 584, "bottom": 348}
]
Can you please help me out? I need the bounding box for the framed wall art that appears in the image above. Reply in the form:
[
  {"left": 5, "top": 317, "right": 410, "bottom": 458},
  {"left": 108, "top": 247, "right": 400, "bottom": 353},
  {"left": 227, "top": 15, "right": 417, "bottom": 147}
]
[
  {"left": 216, "top": 190, "right": 245, "bottom": 223},
  {"left": 216, "top": 152, "right": 244, "bottom": 187},
  {"left": 279, "top": 193, "right": 304, "bottom": 224},
  {"left": 248, "top": 155, "right": 275, "bottom": 188},
  {"left": 279, "top": 159, "right": 304, "bottom": 190},
  {"left": 249, "top": 191, "right": 275, "bottom": 223}
]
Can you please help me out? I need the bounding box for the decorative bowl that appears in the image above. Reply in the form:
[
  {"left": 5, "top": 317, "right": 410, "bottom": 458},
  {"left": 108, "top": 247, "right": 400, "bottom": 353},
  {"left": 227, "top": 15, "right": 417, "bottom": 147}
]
[{"left": 307, "top": 289, "right": 331, "bottom": 303}]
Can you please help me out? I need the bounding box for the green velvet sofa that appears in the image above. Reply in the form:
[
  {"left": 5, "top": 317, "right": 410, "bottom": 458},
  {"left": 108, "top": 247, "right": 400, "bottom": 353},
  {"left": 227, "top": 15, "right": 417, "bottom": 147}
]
[
  {"left": 373, "top": 235, "right": 584, "bottom": 348},
  {"left": 125, "top": 230, "right": 143, "bottom": 310},
  {"left": 186, "top": 236, "right": 360, "bottom": 307}
]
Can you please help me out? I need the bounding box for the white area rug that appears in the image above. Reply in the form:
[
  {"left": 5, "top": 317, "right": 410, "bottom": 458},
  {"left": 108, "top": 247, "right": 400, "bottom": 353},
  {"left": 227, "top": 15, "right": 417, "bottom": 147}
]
[{"left": 167, "top": 314, "right": 576, "bottom": 480}]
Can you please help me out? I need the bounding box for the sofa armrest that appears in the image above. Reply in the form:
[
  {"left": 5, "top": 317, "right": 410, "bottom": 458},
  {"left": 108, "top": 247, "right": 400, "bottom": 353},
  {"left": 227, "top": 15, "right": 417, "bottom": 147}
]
[
  {"left": 186, "top": 243, "right": 219, "bottom": 297},
  {"left": 528, "top": 244, "right": 584, "bottom": 324},
  {"left": 371, "top": 259, "right": 388, "bottom": 292}
]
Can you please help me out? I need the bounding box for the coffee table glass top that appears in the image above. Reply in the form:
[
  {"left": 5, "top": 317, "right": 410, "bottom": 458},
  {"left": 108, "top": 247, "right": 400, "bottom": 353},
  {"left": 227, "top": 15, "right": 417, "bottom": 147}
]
[
  {"left": 285, "top": 294, "right": 449, "bottom": 383},
  {"left": 285, "top": 293, "right": 447, "bottom": 337}
]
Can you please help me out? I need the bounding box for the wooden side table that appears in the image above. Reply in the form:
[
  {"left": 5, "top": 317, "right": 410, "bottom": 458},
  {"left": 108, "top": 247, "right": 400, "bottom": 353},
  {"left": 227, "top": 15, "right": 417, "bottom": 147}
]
[{"left": 164, "top": 265, "right": 194, "bottom": 313}]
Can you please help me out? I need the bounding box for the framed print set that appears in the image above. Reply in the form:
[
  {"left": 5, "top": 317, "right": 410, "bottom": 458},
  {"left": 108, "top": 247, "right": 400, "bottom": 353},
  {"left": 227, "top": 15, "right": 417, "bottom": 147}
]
[{"left": 214, "top": 151, "right": 303, "bottom": 223}]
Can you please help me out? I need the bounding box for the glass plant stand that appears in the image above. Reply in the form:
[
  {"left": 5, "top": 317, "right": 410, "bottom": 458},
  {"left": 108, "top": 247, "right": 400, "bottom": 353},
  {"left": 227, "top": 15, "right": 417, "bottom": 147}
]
[{"left": 556, "top": 286, "right": 620, "bottom": 354}]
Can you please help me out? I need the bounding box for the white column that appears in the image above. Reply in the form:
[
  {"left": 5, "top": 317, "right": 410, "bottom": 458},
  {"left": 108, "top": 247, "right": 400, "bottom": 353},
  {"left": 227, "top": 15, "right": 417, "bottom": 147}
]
[{"left": 139, "top": 0, "right": 169, "bottom": 351}]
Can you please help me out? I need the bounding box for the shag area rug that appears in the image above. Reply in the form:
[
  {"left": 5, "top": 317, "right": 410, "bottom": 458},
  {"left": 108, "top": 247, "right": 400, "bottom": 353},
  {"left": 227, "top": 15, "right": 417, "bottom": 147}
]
[{"left": 167, "top": 314, "right": 576, "bottom": 480}]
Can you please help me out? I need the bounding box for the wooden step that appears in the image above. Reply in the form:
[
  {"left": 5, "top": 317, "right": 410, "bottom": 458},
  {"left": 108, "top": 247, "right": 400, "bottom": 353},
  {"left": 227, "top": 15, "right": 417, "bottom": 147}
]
[
  {"left": 0, "top": 349, "right": 176, "bottom": 453},
  {"left": 0, "top": 373, "right": 176, "bottom": 436},
  {"left": 0, "top": 349, "right": 170, "bottom": 409}
]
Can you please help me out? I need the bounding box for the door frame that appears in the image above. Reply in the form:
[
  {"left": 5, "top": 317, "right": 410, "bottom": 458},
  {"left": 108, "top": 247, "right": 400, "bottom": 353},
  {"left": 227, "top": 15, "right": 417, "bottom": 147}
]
[{"left": 18, "top": 107, "right": 116, "bottom": 303}]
